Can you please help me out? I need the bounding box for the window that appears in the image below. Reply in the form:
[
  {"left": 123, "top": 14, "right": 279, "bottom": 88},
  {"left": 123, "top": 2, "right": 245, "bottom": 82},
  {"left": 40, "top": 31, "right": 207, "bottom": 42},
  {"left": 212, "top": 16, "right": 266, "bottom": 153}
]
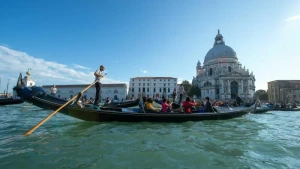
[
  {"left": 132, "top": 83, "right": 134, "bottom": 86},
  {"left": 132, "top": 79, "right": 134, "bottom": 81},
  {"left": 154, "top": 79, "right": 156, "bottom": 81},
  {"left": 58, "top": 95, "right": 60, "bottom": 98},
  {"left": 139, "top": 83, "right": 141, "bottom": 86},
  {"left": 168, "top": 88, "right": 170, "bottom": 92},
  {"left": 143, "top": 88, "right": 145, "bottom": 92},
  {"left": 209, "top": 68, "right": 213, "bottom": 76},
  {"left": 160, "top": 88, "right": 162, "bottom": 92},
  {"left": 160, "top": 79, "right": 161, "bottom": 81},
  {"left": 164, "top": 79, "right": 166, "bottom": 81},
  {"left": 147, "top": 88, "right": 149, "bottom": 92},
  {"left": 143, "top": 83, "right": 145, "bottom": 86},
  {"left": 154, "top": 83, "right": 156, "bottom": 86},
  {"left": 168, "top": 83, "right": 170, "bottom": 86},
  {"left": 143, "top": 79, "right": 145, "bottom": 81},
  {"left": 139, "top": 88, "right": 141, "bottom": 92},
  {"left": 228, "top": 66, "right": 232, "bottom": 72},
  {"left": 139, "top": 79, "right": 140, "bottom": 81},
  {"left": 154, "top": 88, "right": 156, "bottom": 92},
  {"left": 70, "top": 95, "right": 73, "bottom": 98},
  {"left": 168, "top": 79, "right": 170, "bottom": 81},
  {"left": 147, "top": 83, "right": 149, "bottom": 86},
  {"left": 164, "top": 83, "right": 166, "bottom": 86},
  {"left": 132, "top": 88, "right": 134, "bottom": 92},
  {"left": 114, "top": 90, "right": 118, "bottom": 93},
  {"left": 163, "top": 88, "right": 166, "bottom": 92},
  {"left": 147, "top": 79, "right": 149, "bottom": 81}
]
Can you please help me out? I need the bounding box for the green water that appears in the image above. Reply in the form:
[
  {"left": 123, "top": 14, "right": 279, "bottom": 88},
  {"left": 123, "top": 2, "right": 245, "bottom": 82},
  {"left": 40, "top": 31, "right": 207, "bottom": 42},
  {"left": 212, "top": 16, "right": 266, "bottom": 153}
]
[{"left": 1, "top": 104, "right": 300, "bottom": 169}]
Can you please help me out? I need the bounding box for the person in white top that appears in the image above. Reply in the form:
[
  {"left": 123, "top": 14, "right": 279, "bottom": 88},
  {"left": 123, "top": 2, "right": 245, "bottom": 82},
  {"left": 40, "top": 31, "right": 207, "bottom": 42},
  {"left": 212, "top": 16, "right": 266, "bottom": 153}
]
[
  {"left": 94, "top": 65, "right": 106, "bottom": 106},
  {"left": 178, "top": 84, "right": 186, "bottom": 104},
  {"left": 50, "top": 85, "right": 57, "bottom": 96}
]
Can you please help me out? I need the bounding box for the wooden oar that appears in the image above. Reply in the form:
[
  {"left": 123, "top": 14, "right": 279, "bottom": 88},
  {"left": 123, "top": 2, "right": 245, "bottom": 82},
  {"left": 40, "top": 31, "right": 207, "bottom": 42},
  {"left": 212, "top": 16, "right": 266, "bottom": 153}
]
[
  {"left": 23, "top": 103, "right": 33, "bottom": 111},
  {"left": 23, "top": 81, "right": 96, "bottom": 136}
]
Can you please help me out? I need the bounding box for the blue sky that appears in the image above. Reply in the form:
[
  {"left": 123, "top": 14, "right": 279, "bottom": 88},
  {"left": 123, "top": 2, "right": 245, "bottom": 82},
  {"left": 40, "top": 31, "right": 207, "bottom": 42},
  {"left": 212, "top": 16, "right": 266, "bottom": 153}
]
[{"left": 0, "top": 0, "right": 300, "bottom": 92}]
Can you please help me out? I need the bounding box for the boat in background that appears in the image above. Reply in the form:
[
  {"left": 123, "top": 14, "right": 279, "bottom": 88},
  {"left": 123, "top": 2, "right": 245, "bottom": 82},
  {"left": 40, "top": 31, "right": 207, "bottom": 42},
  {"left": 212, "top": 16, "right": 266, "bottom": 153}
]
[
  {"left": 253, "top": 105, "right": 270, "bottom": 114},
  {"left": 0, "top": 77, "right": 24, "bottom": 106},
  {"left": 272, "top": 107, "right": 300, "bottom": 111},
  {"left": 0, "top": 97, "right": 24, "bottom": 106}
]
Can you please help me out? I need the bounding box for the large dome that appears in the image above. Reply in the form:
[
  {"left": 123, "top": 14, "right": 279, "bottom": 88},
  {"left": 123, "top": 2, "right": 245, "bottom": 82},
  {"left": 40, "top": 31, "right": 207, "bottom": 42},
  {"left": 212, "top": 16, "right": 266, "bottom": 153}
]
[{"left": 204, "top": 30, "right": 238, "bottom": 63}]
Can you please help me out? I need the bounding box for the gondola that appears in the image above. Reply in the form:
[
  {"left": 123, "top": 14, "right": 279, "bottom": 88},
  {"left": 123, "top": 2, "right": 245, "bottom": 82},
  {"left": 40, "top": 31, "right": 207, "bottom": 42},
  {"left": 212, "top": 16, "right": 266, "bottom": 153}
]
[
  {"left": 14, "top": 85, "right": 255, "bottom": 122},
  {"left": 0, "top": 98, "right": 24, "bottom": 106}
]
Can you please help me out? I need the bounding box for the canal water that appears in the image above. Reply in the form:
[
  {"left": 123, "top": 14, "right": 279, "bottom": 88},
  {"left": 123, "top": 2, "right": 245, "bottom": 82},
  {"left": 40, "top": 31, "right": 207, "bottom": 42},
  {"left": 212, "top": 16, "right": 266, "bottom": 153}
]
[{"left": 1, "top": 103, "right": 300, "bottom": 169}]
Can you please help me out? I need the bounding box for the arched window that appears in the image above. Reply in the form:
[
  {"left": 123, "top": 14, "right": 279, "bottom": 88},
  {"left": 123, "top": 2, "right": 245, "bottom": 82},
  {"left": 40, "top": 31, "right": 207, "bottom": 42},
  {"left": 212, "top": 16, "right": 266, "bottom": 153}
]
[
  {"left": 209, "top": 68, "right": 213, "bottom": 76},
  {"left": 228, "top": 66, "right": 232, "bottom": 72},
  {"left": 204, "top": 82, "right": 212, "bottom": 87}
]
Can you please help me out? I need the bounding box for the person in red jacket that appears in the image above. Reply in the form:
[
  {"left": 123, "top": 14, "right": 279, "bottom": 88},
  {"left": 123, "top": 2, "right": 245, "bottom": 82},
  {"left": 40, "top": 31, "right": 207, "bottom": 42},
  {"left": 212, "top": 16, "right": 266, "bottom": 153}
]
[{"left": 182, "top": 97, "right": 197, "bottom": 114}]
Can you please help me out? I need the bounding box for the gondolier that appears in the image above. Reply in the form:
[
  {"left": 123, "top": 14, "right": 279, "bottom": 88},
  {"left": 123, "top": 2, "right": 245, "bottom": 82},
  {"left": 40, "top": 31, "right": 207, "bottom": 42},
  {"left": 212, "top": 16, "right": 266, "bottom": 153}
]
[
  {"left": 94, "top": 65, "right": 106, "bottom": 106},
  {"left": 50, "top": 85, "right": 57, "bottom": 96}
]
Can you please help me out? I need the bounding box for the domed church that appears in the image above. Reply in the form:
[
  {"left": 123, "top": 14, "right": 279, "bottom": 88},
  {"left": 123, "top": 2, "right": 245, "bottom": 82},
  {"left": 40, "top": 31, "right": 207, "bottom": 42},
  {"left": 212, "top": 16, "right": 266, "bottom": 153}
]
[{"left": 192, "top": 30, "right": 255, "bottom": 101}]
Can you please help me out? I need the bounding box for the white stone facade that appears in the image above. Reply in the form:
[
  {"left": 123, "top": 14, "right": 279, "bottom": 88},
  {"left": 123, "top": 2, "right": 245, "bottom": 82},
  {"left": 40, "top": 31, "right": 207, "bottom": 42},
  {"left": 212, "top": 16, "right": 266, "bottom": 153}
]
[
  {"left": 192, "top": 30, "right": 255, "bottom": 101},
  {"left": 128, "top": 77, "right": 178, "bottom": 99},
  {"left": 22, "top": 69, "right": 35, "bottom": 87},
  {"left": 42, "top": 83, "right": 128, "bottom": 102}
]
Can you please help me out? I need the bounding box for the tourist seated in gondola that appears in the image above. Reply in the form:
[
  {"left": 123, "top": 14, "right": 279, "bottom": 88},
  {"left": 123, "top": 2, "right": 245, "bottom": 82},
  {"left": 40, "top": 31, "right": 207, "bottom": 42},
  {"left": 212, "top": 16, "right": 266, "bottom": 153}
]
[
  {"left": 89, "top": 97, "right": 95, "bottom": 104},
  {"left": 104, "top": 97, "right": 111, "bottom": 105},
  {"left": 232, "top": 100, "right": 238, "bottom": 107},
  {"left": 236, "top": 94, "right": 243, "bottom": 106},
  {"left": 204, "top": 97, "right": 214, "bottom": 112},
  {"left": 182, "top": 97, "right": 197, "bottom": 114},
  {"left": 145, "top": 98, "right": 160, "bottom": 112},
  {"left": 161, "top": 98, "right": 173, "bottom": 113},
  {"left": 292, "top": 103, "right": 297, "bottom": 108},
  {"left": 197, "top": 102, "right": 205, "bottom": 113}
]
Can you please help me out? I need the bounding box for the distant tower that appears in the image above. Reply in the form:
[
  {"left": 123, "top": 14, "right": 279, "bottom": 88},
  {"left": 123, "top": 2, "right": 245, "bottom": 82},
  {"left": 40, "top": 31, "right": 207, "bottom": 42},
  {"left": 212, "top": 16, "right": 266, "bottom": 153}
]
[
  {"left": 22, "top": 68, "right": 35, "bottom": 87},
  {"left": 196, "top": 60, "right": 201, "bottom": 74}
]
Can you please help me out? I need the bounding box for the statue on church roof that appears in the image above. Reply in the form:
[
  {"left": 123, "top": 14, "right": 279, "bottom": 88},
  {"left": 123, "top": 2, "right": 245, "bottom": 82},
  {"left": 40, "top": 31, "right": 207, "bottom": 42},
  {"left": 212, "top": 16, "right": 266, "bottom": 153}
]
[{"left": 26, "top": 68, "right": 31, "bottom": 76}]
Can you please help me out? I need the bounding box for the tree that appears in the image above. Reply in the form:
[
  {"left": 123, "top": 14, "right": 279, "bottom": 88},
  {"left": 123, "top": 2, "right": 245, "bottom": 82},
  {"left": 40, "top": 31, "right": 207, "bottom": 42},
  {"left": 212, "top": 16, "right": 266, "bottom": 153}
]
[
  {"left": 189, "top": 86, "right": 201, "bottom": 97},
  {"left": 181, "top": 80, "right": 192, "bottom": 95},
  {"left": 254, "top": 90, "right": 268, "bottom": 101}
]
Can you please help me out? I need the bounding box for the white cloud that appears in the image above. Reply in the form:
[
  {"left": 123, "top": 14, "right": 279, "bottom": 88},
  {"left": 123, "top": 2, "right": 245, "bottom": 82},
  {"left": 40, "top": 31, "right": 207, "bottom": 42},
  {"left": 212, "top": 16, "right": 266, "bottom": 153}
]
[
  {"left": 72, "top": 64, "right": 91, "bottom": 70},
  {"left": 140, "top": 69, "right": 148, "bottom": 74},
  {"left": 286, "top": 15, "right": 300, "bottom": 21},
  {"left": 0, "top": 45, "right": 124, "bottom": 91}
]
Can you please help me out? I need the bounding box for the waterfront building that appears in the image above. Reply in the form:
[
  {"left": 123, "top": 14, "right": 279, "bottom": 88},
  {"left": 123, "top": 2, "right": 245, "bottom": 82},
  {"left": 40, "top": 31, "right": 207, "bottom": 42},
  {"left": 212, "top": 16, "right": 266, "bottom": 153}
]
[
  {"left": 268, "top": 80, "right": 300, "bottom": 104},
  {"left": 128, "top": 77, "right": 178, "bottom": 99},
  {"left": 42, "top": 83, "right": 128, "bottom": 102},
  {"left": 22, "top": 69, "right": 36, "bottom": 87},
  {"left": 192, "top": 30, "right": 256, "bottom": 101}
]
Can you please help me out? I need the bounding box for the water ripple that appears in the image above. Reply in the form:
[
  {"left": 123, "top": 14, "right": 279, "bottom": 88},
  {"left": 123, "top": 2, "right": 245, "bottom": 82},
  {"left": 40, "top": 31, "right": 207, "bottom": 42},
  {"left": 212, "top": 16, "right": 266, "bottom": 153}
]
[{"left": 0, "top": 105, "right": 300, "bottom": 168}]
